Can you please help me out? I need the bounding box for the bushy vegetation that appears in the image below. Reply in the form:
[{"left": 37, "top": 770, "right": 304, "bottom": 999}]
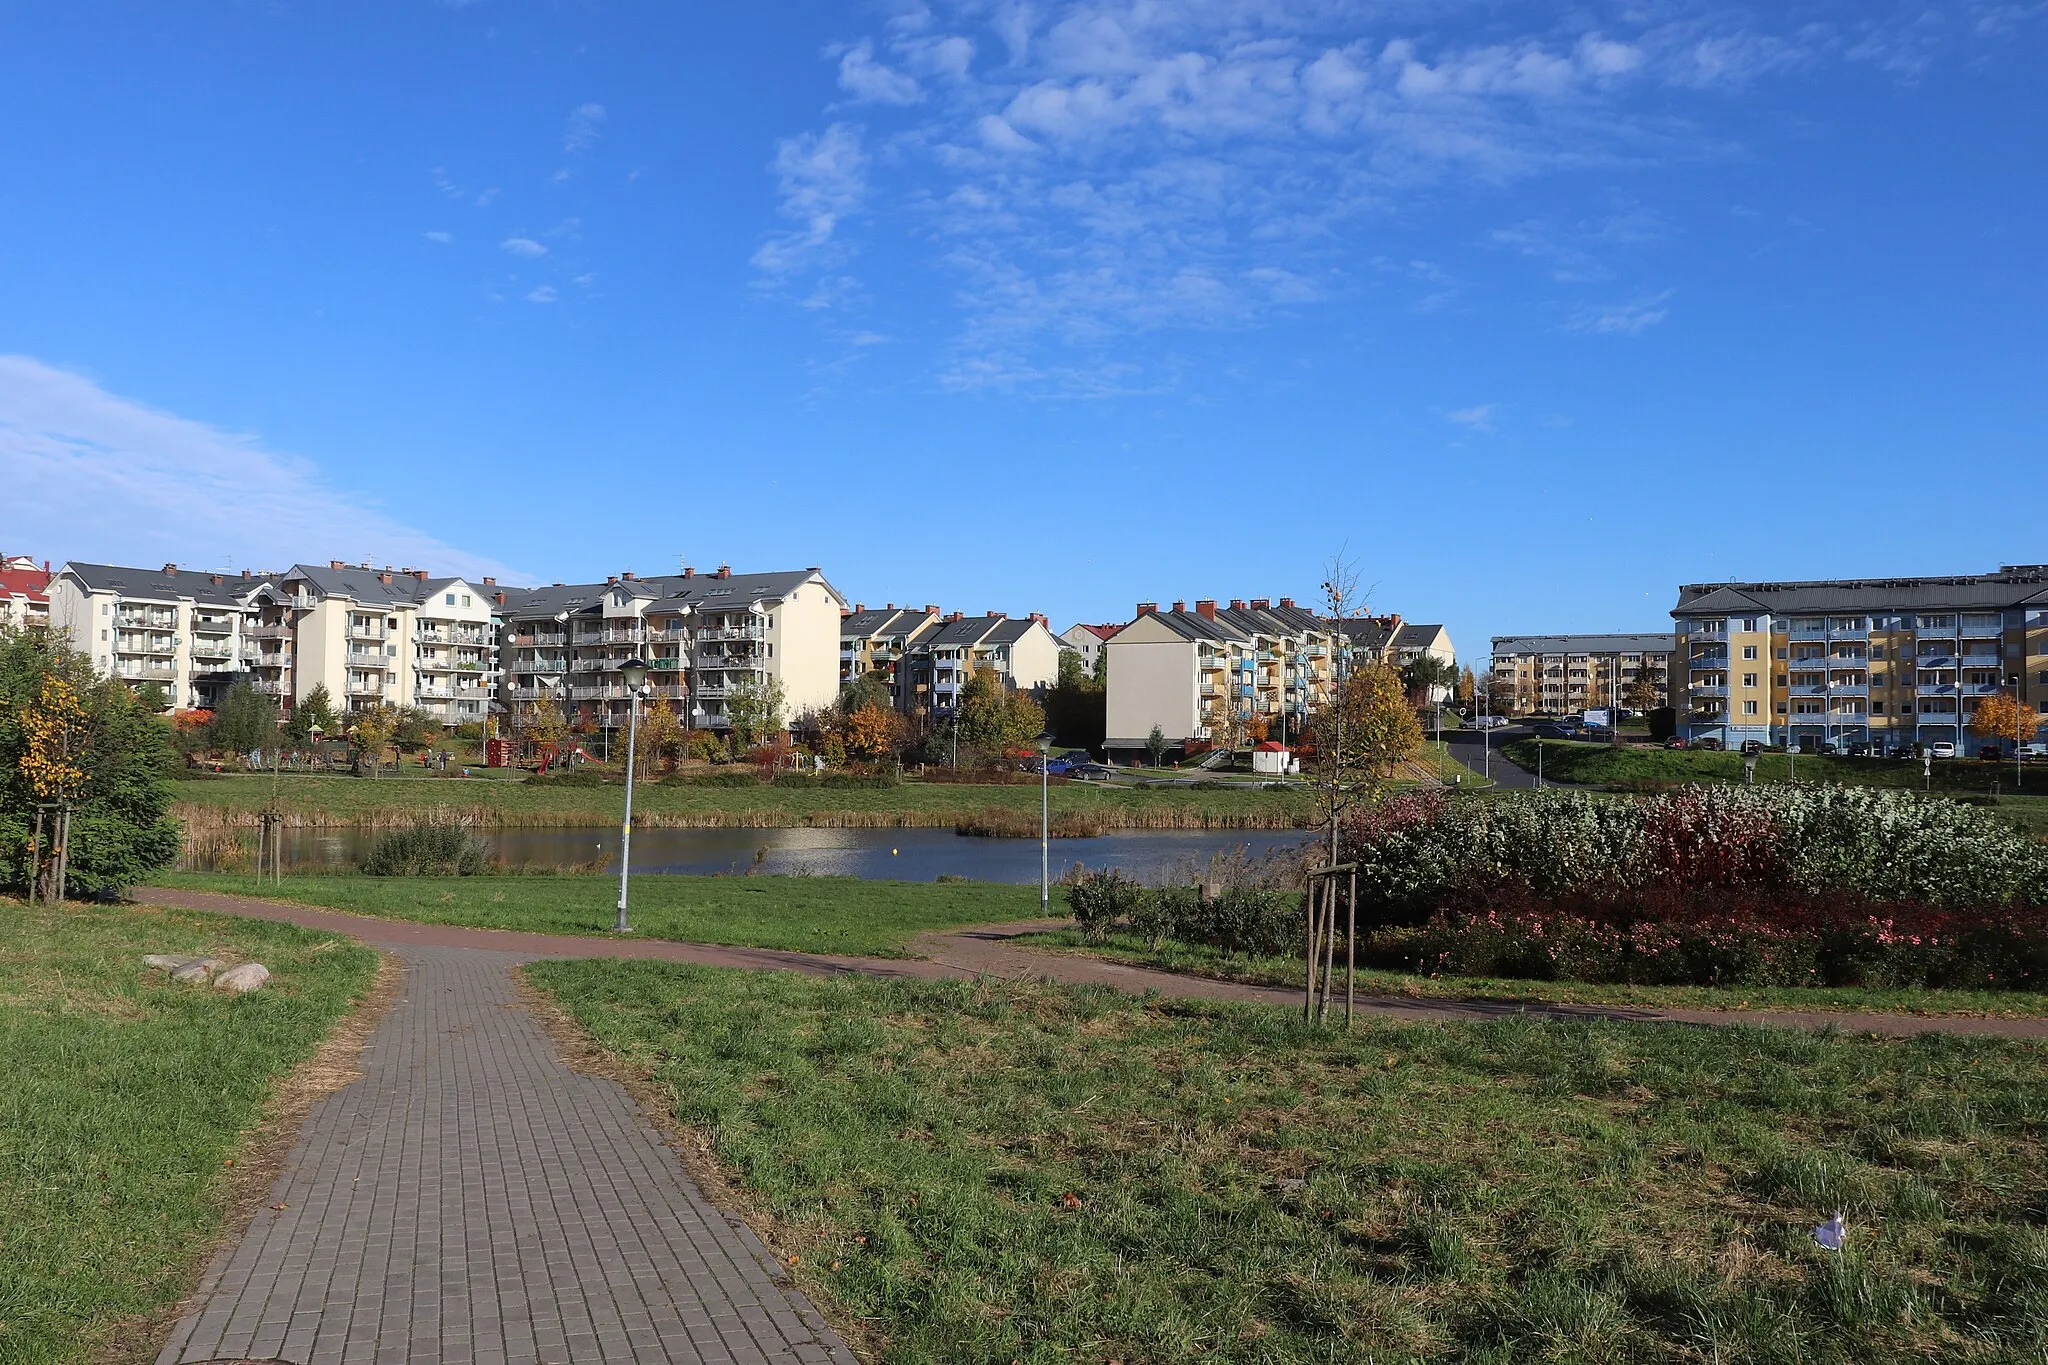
[
  {"left": 1068, "top": 869, "right": 1299, "bottom": 957},
  {"left": 359, "top": 821, "right": 490, "bottom": 876},
  {"left": 1343, "top": 788, "right": 2048, "bottom": 990}
]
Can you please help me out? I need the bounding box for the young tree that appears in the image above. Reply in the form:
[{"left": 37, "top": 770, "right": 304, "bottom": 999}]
[
  {"left": 1092, "top": 647, "right": 1109, "bottom": 685},
  {"left": 637, "top": 697, "right": 683, "bottom": 773},
  {"left": 522, "top": 696, "right": 568, "bottom": 752},
  {"left": 1144, "top": 725, "right": 1169, "bottom": 768},
  {"left": 724, "top": 676, "right": 787, "bottom": 749},
  {"left": 1456, "top": 665, "right": 1477, "bottom": 707},
  {"left": 1400, "top": 654, "right": 1458, "bottom": 707},
  {"left": 844, "top": 701, "right": 906, "bottom": 761},
  {"left": 348, "top": 704, "right": 396, "bottom": 776},
  {"left": 955, "top": 667, "right": 1045, "bottom": 758},
  {"left": 1970, "top": 692, "right": 2043, "bottom": 751},
  {"left": 837, "top": 673, "right": 893, "bottom": 720},
  {"left": 210, "top": 680, "right": 280, "bottom": 763},
  {"left": 1056, "top": 648, "right": 1089, "bottom": 691},
  {"left": 285, "top": 682, "right": 340, "bottom": 746},
  {"left": 0, "top": 627, "right": 182, "bottom": 896},
  {"left": 132, "top": 680, "right": 170, "bottom": 715},
  {"left": 1622, "top": 672, "right": 1662, "bottom": 715},
  {"left": 390, "top": 707, "right": 441, "bottom": 758}
]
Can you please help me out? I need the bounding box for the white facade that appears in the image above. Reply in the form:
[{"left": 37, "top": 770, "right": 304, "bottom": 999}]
[{"left": 48, "top": 563, "right": 268, "bottom": 711}]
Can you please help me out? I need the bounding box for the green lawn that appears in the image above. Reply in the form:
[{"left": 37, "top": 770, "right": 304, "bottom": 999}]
[
  {"left": 1022, "top": 929, "right": 2048, "bottom": 1019},
  {"left": 153, "top": 872, "right": 1046, "bottom": 957},
  {"left": 169, "top": 772, "right": 1316, "bottom": 832},
  {"left": 0, "top": 900, "right": 376, "bottom": 1365},
  {"left": 529, "top": 960, "right": 2048, "bottom": 1364},
  {"left": 1502, "top": 738, "right": 2046, "bottom": 795}
]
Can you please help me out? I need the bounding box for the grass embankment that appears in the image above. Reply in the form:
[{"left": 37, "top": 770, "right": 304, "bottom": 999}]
[
  {"left": 169, "top": 773, "right": 1316, "bottom": 834},
  {"left": 152, "top": 872, "right": 1043, "bottom": 957},
  {"left": 531, "top": 962, "right": 2048, "bottom": 1364},
  {"left": 0, "top": 900, "right": 376, "bottom": 1365},
  {"left": 1022, "top": 929, "right": 2048, "bottom": 1019}
]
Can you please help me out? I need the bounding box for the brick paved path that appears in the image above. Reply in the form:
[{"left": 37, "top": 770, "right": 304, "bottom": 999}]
[{"left": 157, "top": 942, "right": 856, "bottom": 1365}]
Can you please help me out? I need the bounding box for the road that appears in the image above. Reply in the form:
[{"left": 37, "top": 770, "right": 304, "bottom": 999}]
[{"left": 1442, "top": 725, "right": 1588, "bottom": 790}]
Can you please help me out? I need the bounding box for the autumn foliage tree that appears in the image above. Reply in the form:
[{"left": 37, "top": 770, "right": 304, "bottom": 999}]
[
  {"left": 1970, "top": 692, "right": 2043, "bottom": 750},
  {"left": 844, "top": 701, "right": 906, "bottom": 762},
  {"left": 637, "top": 697, "right": 683, "bottom": 773}
]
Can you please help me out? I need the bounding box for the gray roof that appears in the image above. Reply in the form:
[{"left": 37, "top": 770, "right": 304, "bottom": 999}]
[
  {"left": 1671, "top": 566, "right": 2048, "bottom": 618},
  {"left": 60, "top": 562, "right": 272, "bottom": 606},
  {"left": 1116, "top": 603, "right": 1332, "bottom": 645},
  {"left": 1492, "top": 632, "right": 1676, "bottom": 657},
  {"left": 283, "top": 563, "right": 477, "bottom": 608},
  {"left": 498, "top": 569, "right": 840, "bottom": 621},
  {"left": 925, "top": 615, "right": 1007, "bottom": 647},
  {"left": 841, "top": 607, "right": 934, "bottom": 640}
]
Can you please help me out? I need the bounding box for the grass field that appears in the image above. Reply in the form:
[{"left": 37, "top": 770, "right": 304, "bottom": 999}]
[
  {"left": 1502, "top": 738, "right": 2045, "bottom": 793},
  {"left": 153, "top": 872, "right": 1045, "bottom": 956},
  {"left": 1022, "top": 928, "right": 2048, "bottom": 1019},
  {"left": 0, "top": 900, "right": 376, "bottom": 1365},
  {"left": 529, "top": 960, "right": 2048, "bottom": 1364},
  {"left": 168, "top": 772, "right": 1318, "bottom": 833}
]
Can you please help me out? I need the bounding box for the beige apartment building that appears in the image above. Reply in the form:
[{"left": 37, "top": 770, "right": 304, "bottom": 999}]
[
  {"left": 48, "top": 562, "right": 285, "bottom": 711},
  {"left": 499, "top": 565, "right": 846, "bottom": 735},
  {"left": 1673, "top": 565, "right": 2048, "bottom": 751},
  {"left": 1490, "top": 633, "right": 1674, "bottom": 717},
  {"left": 278, "top": 563, "right": 499, "bottom": 725},
  {"left": 1103, "top": 597, "right": 1336, "bottom": 759},
  {"left": 840, "top": 604, "right": 942, "bottom": 711}
]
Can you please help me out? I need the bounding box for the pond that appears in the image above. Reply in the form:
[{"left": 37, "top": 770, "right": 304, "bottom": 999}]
[{"left": 191, "top": 825, "right": 1313, "bottom": 884}]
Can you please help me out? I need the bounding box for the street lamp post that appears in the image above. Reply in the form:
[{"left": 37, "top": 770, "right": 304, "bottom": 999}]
[
  {"left": 1037, "top": 731, "right": 1053, "bottom": 915},
  {"left": 615, "top": 657, "right": 651, "bottom": 933},
  {"left": 2011, "top": 675, "right": 2026, "bottom": 789}
]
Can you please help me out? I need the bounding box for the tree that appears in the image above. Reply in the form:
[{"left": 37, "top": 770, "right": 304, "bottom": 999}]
[
  {"left": 285, "top": 682, "right": 340, "bottom": 746},
  {"left": 1970, "top": 692, "right": 2043, "bottom": 751},
  {"left": 1456, "top": 665, "right": 1477, "bottom": 707},
  {"left": 1144, "top": 725, "right": 1169, "bottom": 767},
  {"left": 209, "top": 680, "right": 279, "bottom": 763},
  {"left": 133, "top": 680, "right": 170, "bottom": 715},
  {"left": 1622, "top": 672, "right": 1662, "bottom": 715},
  {"left": 348, "top": 704, "right": 397, "bottom": 775},
  {"left": 956, "top": 667, "right": 1044, "bottom": 758},
  {"left": 724, "top": 676, "right": 787, "bottom": 749},
  {"left": 391, "top": 707, "right": 441, "bottom": 758},
  {"left": 1, "top": 626, "right": 182, "bottom": 897},
  {"left": 837, "top": 673, "right": 892, "bottom": 720},
  {"left": 638, "top": 697, "right": 683, "bottom": 773},
  {"left": 521, "top": 696, "right": 568, "bottom": 753},
  {"left": 1310, "top": 661, "right": 1422, "bottom": 781},
  {"left": 1092, "top": 647, "right": 1109, "bottom": 684},
  {"left": 845, "top": 701, "right": 906, "bottom": 761},
  {"left": 1400, "top": 654, "right": 1458, "bottom": 707},
  {"left": 1057, "top": 648, "right": 1089, "bottom": 691}
]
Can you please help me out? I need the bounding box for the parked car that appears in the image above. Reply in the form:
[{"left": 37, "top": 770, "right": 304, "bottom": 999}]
[
  {"left": 1664, "top": 736, "right": 1689, "bottom": 750},
  {"left": 1927, "top": 741, "right": 1957, "bottom": 759},
  {"left": 1693, "top": 736, "right": 1725, "bottom": 751},
  {"left": 2021, "top": 742, "right": 2048, "bottom": 760},
  {"left": 1531, "top": 723, "right": 1577, "bottom": 739},
  {"left": 1886, "top": 743, "right": 1917, "bottom": 759},
  {"left": 1978, "top": 745, "right": 2003, "bottom": 761},
  {"left": 1740, "top": 739, "right": 1764, "bottom": 756},
  {"left": 1067, "top": 762, "right": 1117, "bottom": 781},
  {"left": 1845, "top": 741, "right": 1875, "bottom": 757}
]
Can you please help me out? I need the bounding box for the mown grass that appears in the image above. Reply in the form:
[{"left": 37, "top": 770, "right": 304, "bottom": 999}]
[
  {"left": 529, "top": 961, "right": 2048, "bottom": 1364},
  {"left": 0, "top": 899, "right": 376, "bottom": 1365},
  {"left": 153, "top": 872, "right": 1044, "bottom": 957},
  {"left": 1023, "top": 929, "right": 2048, "bottom": 1019},
  {"left": 168, "top": 772, "right": 1317, "bottom": 832},
  {"left": 1503, "top": 738, "right": 2047, "bottom": 797}
]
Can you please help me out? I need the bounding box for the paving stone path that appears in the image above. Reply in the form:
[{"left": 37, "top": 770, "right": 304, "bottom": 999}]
[{"left": 157, "top": 939, "right": 857, "bottom": 1365}]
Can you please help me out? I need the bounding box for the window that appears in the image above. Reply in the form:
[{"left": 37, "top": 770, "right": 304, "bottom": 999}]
[
  {"left": 446, "top": 593, "right": 456, "bottom": 606},
  {"left": 1871, "top": 701, "right": 1885, "bottom": 714},
  {"left": 102, "top": 603, "right": 110, "bottom": 615},
  {"left": 462, "top": 594, "right": 472, "bottom": 608},
  {"left": 1740, "top": 700, "right": 1757, "bottom": 716},
  {"left": 1775, "top": 647, "right": 1788, "bottom": 660},
  {"left": 100, "top": 629, "right": 107, "bottom": 641},
  {"left": 1872, "top": 645, "right": 1886, "bottom": 660},
  {"left": 1742, "top": 645, "right": 1758, "bottom": 659},
  {"left": 1918, "top": 614, "right": 1954, "bottom": 630},
  {"left": 386, "top": 644, "right": 397, "bottom": 657},
  {"left": 1776, "top": 702, "right": 1787, "bottom": 714},
  {"left": 386, "top": 672, "right": 397, "bottom": 685},
  {"left": 1872, "top": 673, "right": 1886, "bottom": 687},
  {"left": 1742, "top": 673, "right": 1758, "bottom": 688},
  {"left": 1776, "top": 674, "right": 1787, "bottom": 688}
]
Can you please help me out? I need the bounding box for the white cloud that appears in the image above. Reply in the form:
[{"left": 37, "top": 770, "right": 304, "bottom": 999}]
[
  {"left": 752, "top": 123, "right": 868, "bottom": 280},
  {"left": 838, "top": 40, "right": 924, "bottom": 104},
  {"left": 1446, "top": 404, "right": 1496, "bottom": 431},
  {"left": 423, "top": 230, "right": 454, "bottom": 243},
  {"left": 501, "top": 236, "right": 547, "bottom": 258},
  {"left": 1565, "top": 291, "right": 1672, "bottom": 335},
  {"left": 564, "top": 102, "right": 607, "bottom": 153},
  {"left": 525, "top": 285, "right": 558, "bottom": 303},
  {"left": 0, "top": 355, "right": 520, "bottom": 581}
]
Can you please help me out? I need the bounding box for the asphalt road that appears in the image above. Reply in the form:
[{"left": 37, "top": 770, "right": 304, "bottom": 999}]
[{"left": 1442, "top": 725, "right": 1586, "bottom": 790}]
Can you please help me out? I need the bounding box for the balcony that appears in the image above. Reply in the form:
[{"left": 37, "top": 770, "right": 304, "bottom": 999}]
[
  {"left": 1690, "top": 684, "right": 1729, "bottom": 697},
  {"left": 250, "top": 680, "right": 289, "bottom": 696},
  {"left": 346, "top": 650, "right": 389, "bottom": 667},
  {"left": 190, "top": 646, "right": 233, "bottom": 663},
  {"left": 700, "top": 625, "right": 765, "bottom": 642},
  {"left": 416, "top": 684, "right": 454, "bottom": 700},
  {"left": 599, "top": 627, "right": 645, "bottom": 645},
  {"left": 344, "top": 681, "right": 383, "bottom": 697},
  {"left": 347, "top": 625, "right": 386, "bottom": 642},
  {"left": 644, "top": 627, "right": 688, "bottom": 644},
  {"left": 695, "top": 682, "right": 731, "bottom": 699},
  {"left": 514, "top": 632, "right": 568, "bottom": 648},
  {"left": 244, "top": 622, "right": 292, "bottom": 640},
  {"left": 569, "top": 658, "right": 605, "bottom": 673}
]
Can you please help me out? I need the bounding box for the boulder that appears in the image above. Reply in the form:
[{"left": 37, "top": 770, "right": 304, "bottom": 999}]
[
  {"left": 170, "top": 961, "right": 215, "bottom": 984},
  {"left": 214, "top": 963, "right": 271, "bottom": 994},
  {"left": 142, "top": 954, "right": 190, "bottom": 970}
]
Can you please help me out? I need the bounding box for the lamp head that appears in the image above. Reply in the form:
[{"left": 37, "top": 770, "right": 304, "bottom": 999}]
[
  {"left": 1037, "top": 730, "right": 1054, "bottom": 752},
  {"left": 620, "top": 657, "right": 651, "bottom": 690}
]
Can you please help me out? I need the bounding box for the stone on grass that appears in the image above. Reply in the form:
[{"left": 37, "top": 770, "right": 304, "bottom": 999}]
[
  {"left": 171, "top": 961, "right": 215, "bottom": 984},
  {"left": 142, "top": 954, "right": 190, "bottom": 970},
  {"left": 214, "top": 963, "right": 271, "bottom": 993}
]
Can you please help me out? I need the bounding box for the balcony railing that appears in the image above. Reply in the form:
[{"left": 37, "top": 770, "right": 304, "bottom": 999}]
[
  {"left": 344, "top": 681, "right": 383, "bottom": 696},
  {"left": 348, "top": 625, "right": 386, "bottom": 641},
  {"left": 514, "top": 632, "right": 568, "bottom": 647},
  {"left": 700, "top": 625, "right": 765, "bottom": 641},
  {"left": 244, "top": 623, "right": 292, "bottom": 640},
  {"left": 250, "top": 680, "right": 288, "bottom": 696},
  {"left": 599, "top": 627, "right": 645, "bottom": 644}
]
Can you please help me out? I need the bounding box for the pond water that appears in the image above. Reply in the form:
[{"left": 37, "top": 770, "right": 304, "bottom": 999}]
[{"left": 197, "top": 825, "right": 1312, "bottom": 884}]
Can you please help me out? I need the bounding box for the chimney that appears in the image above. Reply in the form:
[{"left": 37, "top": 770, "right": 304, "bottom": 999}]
[
  {"left": 494, "top": 592, "right": 506, "bottom": 606},
  {"left": 622, "top": 571, "right": 635, "bottom": 580},
  {"left": 947, "top": 611, "right": 963, "bottom": 622},
  {"left": 1030, "top": 612, "right": 1047, "bottom": 626},
  {"left": 162, "top": 563, "right": 177, "bottom": 575},
  {"left": 1195, "top": 599, "right": 1218, "bottom": 620},
  {"left": 1251, "top": 598, "right": 1270, "bottom": 610},
  {"left": 607, "top": 575, "right": 619, "bottom": 585},
  {"left": 989, "top": 610, "right": 1005, "bottom": 620},
  {"left": 1230, "top": 599, "right": 1247, "bottom": 611},
  {"left": 210, "top": 573, "right": 223, "bottom": 585},
  {"left": 885, "top": 602, "right": 895, "bottom": 611},
  {"left": 924, "top": 604, "right": 938, "bottom": 615},
  {"left": 414, "top": 569, "right": 429, "bottom": 581},
  {"left": 1136, "top": 602, "right": 1158, "bottom": 616},
  {"left": 682, "top": 566, "right": 694, "bottom": 578},
  {"left": 806, "top": 566, "right": 820, "bottom": 573},
  {"left": 242, "top": 569, "right": 251, "bottom": 579},
  {"left": 331, "top": 560, "right": 346, "bottom": 570},
  {"left": 1279, "top": 597, "right": 1295, "bottom": 609},
  {"left": 379, "top": 572, "right": 394, "bottom": 585},
  {"left": 714, "top": 564, "right": 730, "bottom": 580},
  {"left": 854, "top": 602, "right": 865, "bottom": 613},
  {"left": 1170, "top": 600, "right": 1186, "bottom": 613},
  {"left": 483, "top": 576, "right": 496, "bottom": 586}
]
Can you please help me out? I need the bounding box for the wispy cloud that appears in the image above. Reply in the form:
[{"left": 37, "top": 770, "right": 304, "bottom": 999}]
[
  {"left": 752, "top": 122, "right": 868, "bottom": 283},
  {"left": 757, "top": 0, "right": 2036, "bottom": 391},
  {"left": 1565, "top": 291, "right": 1673, "bottom": 335},
  {"left": 525, "top": 285, "right": 558, "bottom": 303},
  {"left": 1446, "top": 404, "right": 1497, "bottom": 432},
  {"left": 563, "top": 102, "right": 607, "bottom": 153},
  {"left": 423, "top": 230, "right": 454, "bottom": 244},
  {"left": 0, "top": 355, "right": 520, "bottom": 581},
  {"left": 501, "top": 236, "right": 548, "bottom": 259}
]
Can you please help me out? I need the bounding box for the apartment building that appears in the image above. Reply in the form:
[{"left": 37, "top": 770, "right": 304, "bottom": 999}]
[
  {"left": 499, "top": 565, "right": 846, "bottom": 734},
  {"left": 47, "top": 562, "right": 278, "bottom": 711},
  {"left": 1102, "top": 597, "right": 1336, "bottom": 759},
  {"left": 839, "top": 604, "right": 942, "bottom": 712},
  {"left": 1671, "top": 565, "right": 2048, "bottom": 750},
  {"left": 1, "top": 554, "right": 51, "bottom": 631},
  {"left": 914, "top": 613, "right": 1060, "bottom": 718},
  {"left": 278, "top": 563, "right": 500, "bottom": 725},
  {"left": 1334, "top": 615, "right": 1456, "bottom": 673},
  {"left": 1057, "top": 622, "right": 1121, "bottom": 678},
  {"left": 1490, "top": 633, "right": 1674, "bottom": 717}
]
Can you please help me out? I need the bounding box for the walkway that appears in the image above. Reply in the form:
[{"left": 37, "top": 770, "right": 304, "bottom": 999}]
[{"left": 155, "top": 930, "right": 857, "bottom": 1365}]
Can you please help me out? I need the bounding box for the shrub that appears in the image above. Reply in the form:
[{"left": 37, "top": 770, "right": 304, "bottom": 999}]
[
  {"left": 1066, "top": 869, "right": 1146, "bottom": 938},
  {"left": 663, "top": 771, "right": 762, "bottom": 788},
  {"left": 362, "top": 822, "right": 489, "bottom": 876},
  {"left": 525, "top": 769, "right": 607, "bottom": 788}
]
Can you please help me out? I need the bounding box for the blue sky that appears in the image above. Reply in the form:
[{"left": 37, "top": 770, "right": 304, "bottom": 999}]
[{"left": 3, "top": 1, "right": 2043, "bottom": 661}]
